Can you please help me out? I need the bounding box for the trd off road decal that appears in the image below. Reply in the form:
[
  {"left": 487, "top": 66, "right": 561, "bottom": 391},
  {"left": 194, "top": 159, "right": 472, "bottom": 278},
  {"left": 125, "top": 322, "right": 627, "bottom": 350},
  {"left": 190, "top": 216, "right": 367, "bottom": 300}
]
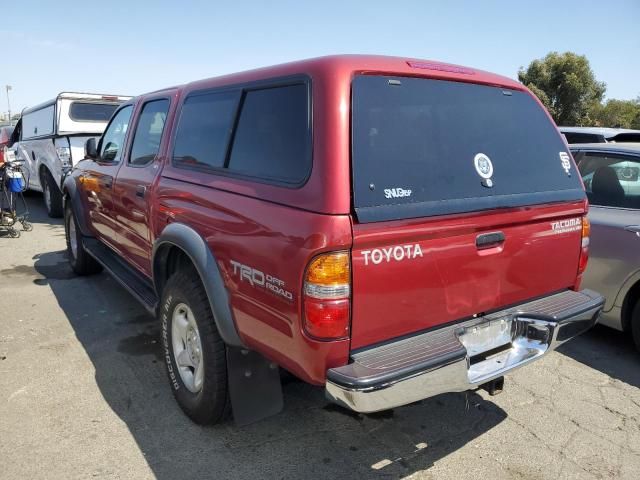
[
  {"left": 361, "top": 244, "right": 423, "bottom": 266},
  {"left": 550, "top": 218, "right": 581, "bottom": 234},
  {"left": 230, "top": 260, "right": 293, "bottom": 301}
]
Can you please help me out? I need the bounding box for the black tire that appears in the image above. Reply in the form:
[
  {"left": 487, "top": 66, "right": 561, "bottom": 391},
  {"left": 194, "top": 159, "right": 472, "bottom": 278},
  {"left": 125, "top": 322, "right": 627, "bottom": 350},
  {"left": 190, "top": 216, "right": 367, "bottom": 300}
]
[
  {"left": 631, "top": 301, "right": 640, "bottom": 352},
  {"left": 64, "top": 201, "right": 102, "bottom": 275},
  {"left": 160, "top": 269, "right": 230, "bottom": 424},
  {"left": 42, "top": 169, "right": 64, "bottom": 218}
]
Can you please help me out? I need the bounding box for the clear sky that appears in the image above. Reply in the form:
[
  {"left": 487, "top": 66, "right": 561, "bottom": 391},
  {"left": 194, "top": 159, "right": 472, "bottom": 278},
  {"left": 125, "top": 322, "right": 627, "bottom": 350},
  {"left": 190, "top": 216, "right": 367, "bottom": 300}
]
[{"left": 2, "top": 0, "right": 639, "bottom": 114}]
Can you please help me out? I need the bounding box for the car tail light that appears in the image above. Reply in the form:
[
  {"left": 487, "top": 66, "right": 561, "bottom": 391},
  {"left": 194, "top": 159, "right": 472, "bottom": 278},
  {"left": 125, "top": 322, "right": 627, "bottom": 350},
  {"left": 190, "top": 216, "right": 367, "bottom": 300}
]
[
  {"left": 56, "top": 146, "right": 72, "bottom": 168},
  {"left": 303, "top": 251, "right": 351, "bottom": 340},
  {"left": 578, "top": 216, "right": 590, "bottom": 275}
]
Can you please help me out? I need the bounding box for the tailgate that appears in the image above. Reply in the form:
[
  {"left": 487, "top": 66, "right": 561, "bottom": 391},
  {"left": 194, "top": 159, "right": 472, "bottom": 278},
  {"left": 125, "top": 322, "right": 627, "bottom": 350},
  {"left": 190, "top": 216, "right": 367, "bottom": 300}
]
[
  {"left": 349, "top": 74, "right": 586, "bottom": 349},
  {"left": 350, "top": 204, "right": 585, "bottom": 349}
]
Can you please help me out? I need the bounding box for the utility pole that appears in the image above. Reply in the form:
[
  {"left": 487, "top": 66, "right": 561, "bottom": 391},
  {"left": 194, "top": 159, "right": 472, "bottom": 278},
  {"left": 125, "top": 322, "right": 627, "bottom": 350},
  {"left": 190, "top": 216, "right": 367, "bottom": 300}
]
[{"left": 5, "top": 85, "right": 12, "bottom": 125}]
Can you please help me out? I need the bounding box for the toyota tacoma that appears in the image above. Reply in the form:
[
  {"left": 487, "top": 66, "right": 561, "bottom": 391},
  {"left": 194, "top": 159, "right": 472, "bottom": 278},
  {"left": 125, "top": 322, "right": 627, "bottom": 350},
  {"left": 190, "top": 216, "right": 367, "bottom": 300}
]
[{"left": 64, "top": 55, "right": 604, "bottom": 425}]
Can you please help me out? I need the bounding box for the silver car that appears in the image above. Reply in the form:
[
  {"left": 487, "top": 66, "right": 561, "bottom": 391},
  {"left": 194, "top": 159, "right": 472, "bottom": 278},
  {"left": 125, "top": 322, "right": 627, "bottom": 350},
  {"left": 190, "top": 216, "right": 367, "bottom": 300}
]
[
  {"left": 571, "top": 143, "right": 640, "bottom": 350},
  {"left": 561, "top": 126, "right": 640, "bottom": 144}
]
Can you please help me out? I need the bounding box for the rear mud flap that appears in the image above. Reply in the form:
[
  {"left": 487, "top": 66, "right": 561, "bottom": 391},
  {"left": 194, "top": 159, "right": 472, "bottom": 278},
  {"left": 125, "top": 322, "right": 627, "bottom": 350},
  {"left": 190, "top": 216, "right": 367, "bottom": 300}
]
[{"left": 226, "top": 347, "right": 283, "bottom": 426}]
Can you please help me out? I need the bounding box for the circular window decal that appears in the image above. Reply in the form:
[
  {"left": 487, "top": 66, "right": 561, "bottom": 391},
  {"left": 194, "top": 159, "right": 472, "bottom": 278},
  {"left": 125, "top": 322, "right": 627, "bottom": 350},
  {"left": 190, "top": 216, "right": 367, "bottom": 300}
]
[{"left": 474, "top": 153, "right": 494, "bottom": 179}]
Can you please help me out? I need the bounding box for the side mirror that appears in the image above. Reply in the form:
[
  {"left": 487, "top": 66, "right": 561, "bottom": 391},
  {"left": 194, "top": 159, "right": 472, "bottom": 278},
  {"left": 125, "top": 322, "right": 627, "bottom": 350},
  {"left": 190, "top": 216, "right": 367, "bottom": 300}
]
[{"left": 85, "top": 138, "right": 98, "bottom": 159}]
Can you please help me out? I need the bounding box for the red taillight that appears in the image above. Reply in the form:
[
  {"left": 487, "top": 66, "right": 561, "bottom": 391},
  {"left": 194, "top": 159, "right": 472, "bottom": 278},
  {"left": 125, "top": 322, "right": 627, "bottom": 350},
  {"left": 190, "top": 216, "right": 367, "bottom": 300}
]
[
  {"left": 303, "top": 298, "right": 350, "bottom": 339},
  {"left": 578, "top": 216, "right": 590, "bottom": 275},
  {"left": 302, "top": 252, "right": 350, "bottom": 340}
]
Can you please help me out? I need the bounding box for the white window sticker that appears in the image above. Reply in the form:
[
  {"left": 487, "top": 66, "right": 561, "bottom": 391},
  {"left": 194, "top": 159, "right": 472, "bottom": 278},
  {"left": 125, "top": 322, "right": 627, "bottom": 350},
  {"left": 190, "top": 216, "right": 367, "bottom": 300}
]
[
  {"left": 559, "top": 152, "right": 572, "bottom": 175},
  {"left": 384, "top": 187, "right": 412, "bottom": 199},
  {"left": 474, "top": 153, "right": 494, "bottom": 179}
]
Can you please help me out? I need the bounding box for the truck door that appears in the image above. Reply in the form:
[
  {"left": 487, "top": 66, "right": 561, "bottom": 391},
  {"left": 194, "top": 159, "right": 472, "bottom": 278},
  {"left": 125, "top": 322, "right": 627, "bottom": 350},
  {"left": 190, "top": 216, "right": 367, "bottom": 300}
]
[
  {"left": 112, "top": 96, "right": 172, "bottom": 276},
  {"left": 77, "top": 105, "right": 133, "bottom": 251}
]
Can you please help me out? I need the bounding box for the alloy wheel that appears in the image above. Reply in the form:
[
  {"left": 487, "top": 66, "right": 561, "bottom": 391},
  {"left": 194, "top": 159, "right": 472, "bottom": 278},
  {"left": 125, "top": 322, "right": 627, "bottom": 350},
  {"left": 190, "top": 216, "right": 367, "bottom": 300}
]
[{"left": 171, "top": 303, "right": 204, "bottom": 393}]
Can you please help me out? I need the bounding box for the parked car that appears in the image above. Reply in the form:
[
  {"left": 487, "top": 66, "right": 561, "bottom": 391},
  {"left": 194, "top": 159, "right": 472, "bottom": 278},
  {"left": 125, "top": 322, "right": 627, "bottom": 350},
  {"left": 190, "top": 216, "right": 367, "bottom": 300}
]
[
  {"left": 0, "top": 125, "right": 14, "bottom": 165},
  {"left": 571, "top": 143, "right": 640, "bottom": 350},
  {"left": 560, "top": 126, "right": 640, "bottom": 144},
  {"left": 8, "top": 92, "right": 131, "bottom": 217},
  {"left": 64, "top": 55, "right": 604, "bottom": 425}
]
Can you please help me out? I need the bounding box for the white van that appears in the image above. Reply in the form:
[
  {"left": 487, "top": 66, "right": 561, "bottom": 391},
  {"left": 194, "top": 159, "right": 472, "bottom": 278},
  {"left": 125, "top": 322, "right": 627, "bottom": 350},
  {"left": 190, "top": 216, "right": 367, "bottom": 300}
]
[{"left": 9, "top": 92, "right": 131, "bottom": 217}]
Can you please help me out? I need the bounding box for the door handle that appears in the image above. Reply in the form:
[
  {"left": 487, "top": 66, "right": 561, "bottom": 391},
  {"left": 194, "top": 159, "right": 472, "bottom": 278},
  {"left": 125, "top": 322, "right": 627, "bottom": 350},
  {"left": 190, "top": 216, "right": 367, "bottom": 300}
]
[
  {"left": 135, "top": 185, "right": 147, "bottom": 198},
  {"left": 476, "top": 231, "right": 505, "bottom": 249},
  {"left": 625, "top": 225, "right": 640, "bottom": 235}
]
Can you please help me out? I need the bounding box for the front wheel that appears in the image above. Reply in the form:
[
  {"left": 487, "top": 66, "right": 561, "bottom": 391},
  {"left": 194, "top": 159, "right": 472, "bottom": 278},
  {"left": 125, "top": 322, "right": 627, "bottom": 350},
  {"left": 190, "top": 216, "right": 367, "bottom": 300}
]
[
  {"left": 161, "top": 269, "right": 230, "bottom": 424},
  {"left": 65, "top": 202, "right": 102, "bottom": 275}
]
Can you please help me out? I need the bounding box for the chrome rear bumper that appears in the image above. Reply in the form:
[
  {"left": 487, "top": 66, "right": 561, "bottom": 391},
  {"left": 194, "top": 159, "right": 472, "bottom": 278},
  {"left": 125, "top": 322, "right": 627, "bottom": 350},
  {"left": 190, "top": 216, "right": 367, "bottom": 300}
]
[{"left": 326, "top": 289, "right": 604, "bottom": 413}]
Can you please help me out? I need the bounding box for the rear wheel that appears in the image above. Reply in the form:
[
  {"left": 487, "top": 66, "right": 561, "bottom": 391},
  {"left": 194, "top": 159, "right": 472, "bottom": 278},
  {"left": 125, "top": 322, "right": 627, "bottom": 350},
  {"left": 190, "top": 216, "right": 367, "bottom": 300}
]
[
  {"left": 161, "top": 269, "right": 230, "bottom": 424},
  {"left": 631, "top": 301, "right": 640, "bottom": 352},
  {"left": 65, "top": 202, "right": 102, "bottom": 275},
  {"left": 42, "top": 170, "right": 63, "bottom": 218}
]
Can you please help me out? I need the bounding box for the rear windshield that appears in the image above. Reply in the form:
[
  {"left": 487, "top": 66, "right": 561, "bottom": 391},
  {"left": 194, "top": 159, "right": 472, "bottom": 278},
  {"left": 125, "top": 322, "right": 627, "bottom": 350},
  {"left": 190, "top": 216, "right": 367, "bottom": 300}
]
[
  {"left": 609, "top": 133, "right": 640, "bottom": 143},
  {"left": 69, "top": 102, "right": 119, "bottom": 122},
  {"left": 563, "top": 132, "right": 605, "bottom": 144},
  {"left": 352, "top": 75, "right": 585, "bottom": 222}
]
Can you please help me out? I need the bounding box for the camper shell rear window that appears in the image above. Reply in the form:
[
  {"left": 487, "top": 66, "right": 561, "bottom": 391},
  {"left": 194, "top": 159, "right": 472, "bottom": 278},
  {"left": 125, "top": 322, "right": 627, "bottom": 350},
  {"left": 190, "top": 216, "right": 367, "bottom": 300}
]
[
  {"left": 69, "top": 102, "right": 119, "bottom": 122},
  {"left": 351, "top": 75, "right": 585, "bottom": 223}
]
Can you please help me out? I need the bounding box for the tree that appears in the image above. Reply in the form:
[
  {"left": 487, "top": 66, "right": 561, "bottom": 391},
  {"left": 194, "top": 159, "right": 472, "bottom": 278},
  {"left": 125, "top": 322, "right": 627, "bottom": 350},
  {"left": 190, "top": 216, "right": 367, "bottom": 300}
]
[
  {"left": 591, "top": 98, "right": 640, "bottom": 129},
  {"left": 518, "top": 52, "right": 606, "bottom": 126}
]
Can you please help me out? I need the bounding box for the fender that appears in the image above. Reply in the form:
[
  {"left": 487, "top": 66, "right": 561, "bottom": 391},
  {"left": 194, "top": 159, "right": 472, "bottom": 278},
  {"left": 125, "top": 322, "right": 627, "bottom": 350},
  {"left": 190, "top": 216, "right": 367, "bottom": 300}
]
[
  {"left": 614, "top": 268, "right": 640, "bottom": 309},
  {"left": 62, "top": 174, "right": 92, "bottom": 236},
  {"left": 613, "top": 268, "right": 640, "bottom": 331},
  {"left": 152, "top": 222, "right": 245, "bottom": 348}
]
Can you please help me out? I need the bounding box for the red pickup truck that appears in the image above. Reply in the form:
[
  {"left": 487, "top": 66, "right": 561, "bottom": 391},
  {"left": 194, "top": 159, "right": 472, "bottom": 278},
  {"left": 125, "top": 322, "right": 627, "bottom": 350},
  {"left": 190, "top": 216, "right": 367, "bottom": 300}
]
[{"left": 64, "top": 55, "right": 604, "bottom": 425}]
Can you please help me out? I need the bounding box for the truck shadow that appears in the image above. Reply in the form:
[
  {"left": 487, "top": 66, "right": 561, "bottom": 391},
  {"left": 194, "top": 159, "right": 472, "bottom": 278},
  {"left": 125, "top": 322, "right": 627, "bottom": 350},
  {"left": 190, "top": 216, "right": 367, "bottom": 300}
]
[
  {"left": 557, "top": 324, "right": 640, "bottom": 389},
  {"left": 32, "top": 246, "right": 508, "bottom": 479}
]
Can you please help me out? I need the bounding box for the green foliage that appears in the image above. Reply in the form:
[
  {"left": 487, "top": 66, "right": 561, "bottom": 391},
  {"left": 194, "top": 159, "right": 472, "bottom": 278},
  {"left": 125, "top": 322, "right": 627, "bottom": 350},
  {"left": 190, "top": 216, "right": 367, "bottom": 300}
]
[
  {"left": 518, "top": 52, "right": 606, "bottom": 126},
  {"left": 591, "top": 98, "right": 640, "bottom": 129}
]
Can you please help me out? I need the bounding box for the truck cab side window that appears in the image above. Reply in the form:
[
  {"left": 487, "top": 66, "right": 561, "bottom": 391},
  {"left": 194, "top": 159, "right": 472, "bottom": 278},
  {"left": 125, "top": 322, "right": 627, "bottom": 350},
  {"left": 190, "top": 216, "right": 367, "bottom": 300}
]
[
  {"left": 227, "top": 84, "right": 310, "bottom": 184},
  {"left": 173, "top": 91, "right": 239, "bottom": 170},
  {"left": 129, "top": 99, "right": 170, "bottom": 166},
  {"left": 99, "top": 105, "right": 133, "bottom": 163}
]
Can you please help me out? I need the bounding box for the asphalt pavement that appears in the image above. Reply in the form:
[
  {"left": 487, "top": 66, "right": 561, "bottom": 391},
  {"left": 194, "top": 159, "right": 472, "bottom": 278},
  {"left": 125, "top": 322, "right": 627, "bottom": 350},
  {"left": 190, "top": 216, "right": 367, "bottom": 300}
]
[{"left": 1, "top": 193, "right": 639, "bottom": 479}]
